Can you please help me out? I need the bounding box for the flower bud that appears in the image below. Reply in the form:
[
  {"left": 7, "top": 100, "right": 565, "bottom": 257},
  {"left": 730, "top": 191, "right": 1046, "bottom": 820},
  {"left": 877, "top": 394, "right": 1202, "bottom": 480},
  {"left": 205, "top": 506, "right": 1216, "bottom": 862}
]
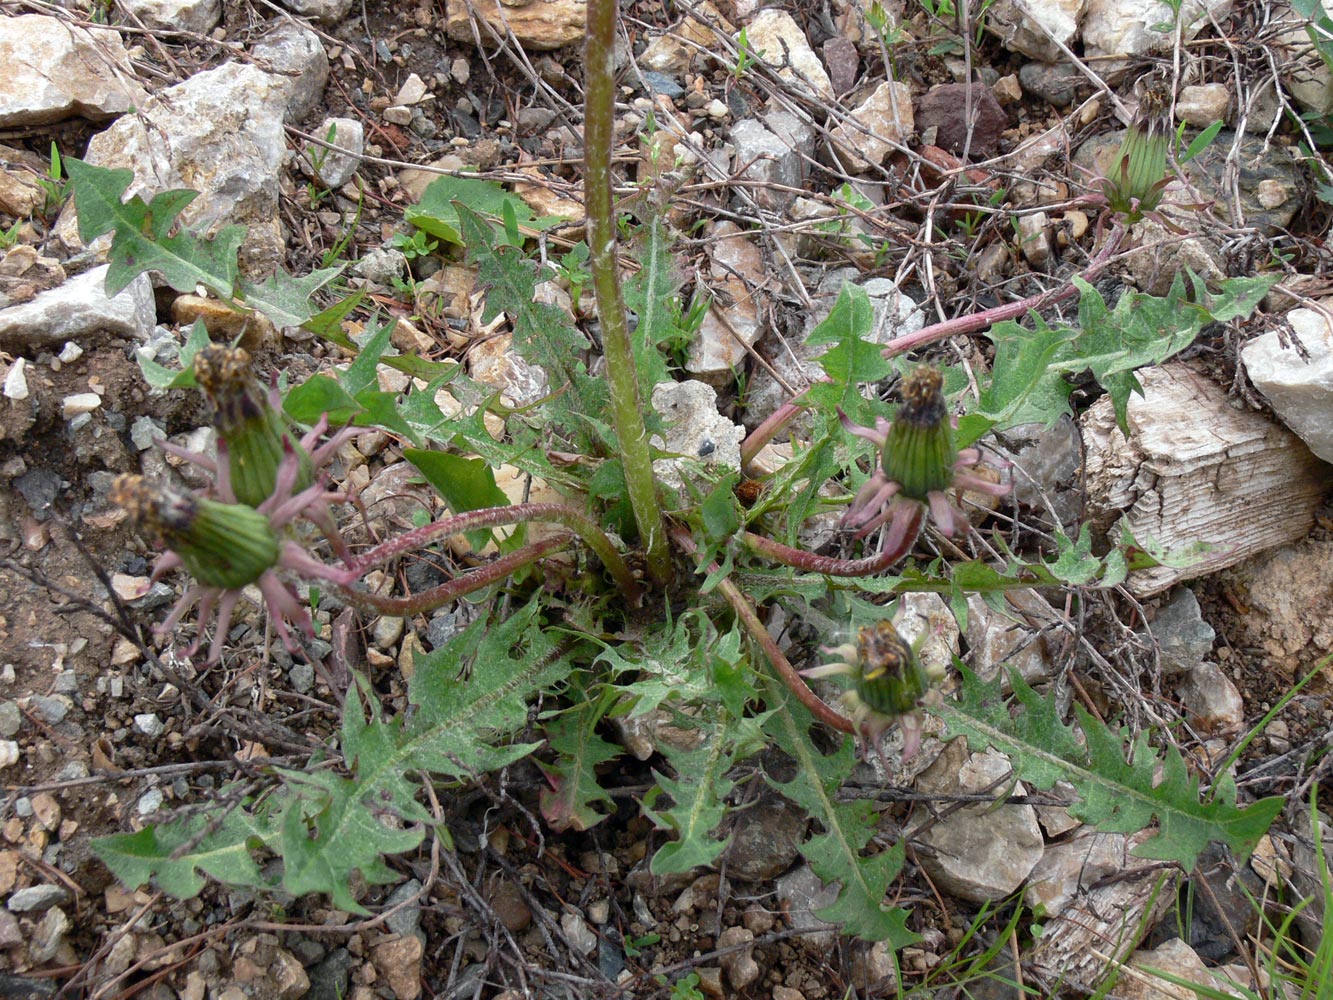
[
  {"left": 111, "top": 474, "right": 280, "bottom": 590},
  {"left": 853, "top": 620, "right": 930, "bottom": 717},
  {"left": 880, "top": 366, "right": 957, "bottom": 501},
  {"left": 194, "top": 345, "right": 311, "bottom": 506},
  {"left": 1101, "top": 84, "right": 1170, "bottom": 222}
]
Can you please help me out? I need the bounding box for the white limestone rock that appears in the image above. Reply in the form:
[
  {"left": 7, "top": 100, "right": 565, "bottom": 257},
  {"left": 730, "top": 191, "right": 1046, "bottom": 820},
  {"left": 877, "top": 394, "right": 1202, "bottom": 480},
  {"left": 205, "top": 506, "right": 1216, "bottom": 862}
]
[
  {"left": 303, "top": 117, "right": 365, "bottom": 190},
  {"left": 249, "top": 19, "right": 331, "bottom": 122},
  {"left": 0, "top": 266, "right": 154, "bottom": 350},
  {"left": 0, "top": 15, "right": 147, "bottom": 127},
  {"left": 984, "top": 0, "right": 1086, "bottom": 62},
  {"left": 830, "top": 81, "right": 914, "bottom": 171},
  {"left": 650, "top": 380, "right": 745, "bottom": 491},
  {"left": 1175, "top": 83, "right": 1231, "bottom": 126},
  {"left": 1242, "top": 306, "right": 1333, "bottom": 463},
  {"left": 743, "top": 10, "right": 833, "bottom": 100},
  {"left": 1082, "top": 0, "right": 1233, "bottom": 69},
  {"left": 275, "top": 0, "right": 354, "bottom": 23},
  {"left": 120, "top": 0, "right": 222, "bottom": 34},
  {"left": 686, "top": 222, "right": 767, "bottom": 376}
]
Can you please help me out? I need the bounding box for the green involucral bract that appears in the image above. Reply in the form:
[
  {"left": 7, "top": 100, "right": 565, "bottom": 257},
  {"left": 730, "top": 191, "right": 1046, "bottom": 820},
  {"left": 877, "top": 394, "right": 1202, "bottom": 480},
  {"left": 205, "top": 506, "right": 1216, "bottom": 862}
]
[
  {"left": 111, "top": 474, "right": 280, "bottom": 590},
  {"left": 194, "top": 345, "right": 313, "bottom": 507},
  {"left": 880, "top": 366, "right": 957, "bottom": 500}
]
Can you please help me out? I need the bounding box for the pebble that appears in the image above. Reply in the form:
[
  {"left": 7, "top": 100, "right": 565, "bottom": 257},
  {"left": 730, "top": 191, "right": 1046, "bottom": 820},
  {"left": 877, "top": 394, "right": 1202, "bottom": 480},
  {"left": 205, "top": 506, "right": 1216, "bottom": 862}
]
[
  {"left": 134, "top": 713, "right": 164, "bottom": 738},
  {"left": 8, "top": 883, "right": 70, "bottom": 913},
  {"left": 29, "top": 906, "right": 71, "bottom": 964},
  {"left": 28, "top": 695, "right": 68, "bottom": 724},
  {"left": 560, "top": 910, "right": 598, "bottom": 955},
  {"left": 138, "top": 788, "right": 164, "bottom": 816},
  {"left": 2, "top": 358, "right": 28, "bottom": 401},
  {"left": 372, "top": 616, "right": 405, "bottom": 650},
  {"left": 383, "top": 106, "right": 412, "bottom": 126},
  {"left": 62, "top": 392, "right": 101, "bottom": 418},
  {"left": 0, "top": 742, "right": 17, "bottom": 769},
  {"left": 705, "top": 98, "right": 728, "bottom": 118},
  {"left": 289, "top": 662, "right": 315, "bottom": 695},
  {"left": 0, "top": 701, "right": 19, "bottom": 738}
]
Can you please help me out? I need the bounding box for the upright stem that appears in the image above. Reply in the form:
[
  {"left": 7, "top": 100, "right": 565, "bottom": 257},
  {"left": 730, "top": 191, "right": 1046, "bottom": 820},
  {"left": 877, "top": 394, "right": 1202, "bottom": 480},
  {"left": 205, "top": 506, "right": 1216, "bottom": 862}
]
[{"left": 584, "top": 0, "right": 672, "bottom": 588}]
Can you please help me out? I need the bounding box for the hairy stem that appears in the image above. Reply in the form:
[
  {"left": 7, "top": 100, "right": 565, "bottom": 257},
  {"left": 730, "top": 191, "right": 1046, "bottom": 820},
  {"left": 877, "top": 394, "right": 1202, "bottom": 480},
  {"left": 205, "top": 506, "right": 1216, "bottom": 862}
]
[
  {"left": 671, "top": 528, "right": 854, "bottom": 734},
  {"left": 739, "top": 220, "right": 1126, "bottom": 470},
  {"left": 328, "top": 536, "right": 569, "bottom": 617},
  {"left": 343, "top": 503, "right": 641, "bottom": 605},
  {"left": 584, "top": 0, "right": 671, "bottom": 588},
  {"left": 741, "top": 503, "right": 923, "bottom": 577}
]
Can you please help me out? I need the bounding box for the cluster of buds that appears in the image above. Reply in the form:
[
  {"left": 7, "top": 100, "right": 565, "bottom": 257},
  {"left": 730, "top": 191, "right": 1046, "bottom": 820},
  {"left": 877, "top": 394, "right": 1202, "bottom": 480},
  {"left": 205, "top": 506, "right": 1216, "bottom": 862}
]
[
  {"left": 839, "top": 365, "right": 1008, "bottom": 546},
  {"left": 116, "top": 345, "right": 359, "bottom": 661},
  {"left": 802, "top": 619, "right": 940, "bottom": 763}
]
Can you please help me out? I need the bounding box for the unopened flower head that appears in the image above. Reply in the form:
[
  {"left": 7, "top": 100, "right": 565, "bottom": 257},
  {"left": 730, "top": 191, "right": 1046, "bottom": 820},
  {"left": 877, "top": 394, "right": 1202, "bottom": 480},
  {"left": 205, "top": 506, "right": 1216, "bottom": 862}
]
[
  {"left": 194, "top": 344, "right": 312, "bottom": 507},
  {"left": 803, "top": 618, "right": 933, "bottom": 762},
  {"left": 111, "top": 474, "right": 280, "bottom": 590},
  {"left": 1100, "top": 81, "right": 1171, "bottom": 223},
  {"left": 840, "top": 365, "right": 1009, "bottom": 545},
  {"left": 879, "top": 366, "right": 956, "bottom": 501}
]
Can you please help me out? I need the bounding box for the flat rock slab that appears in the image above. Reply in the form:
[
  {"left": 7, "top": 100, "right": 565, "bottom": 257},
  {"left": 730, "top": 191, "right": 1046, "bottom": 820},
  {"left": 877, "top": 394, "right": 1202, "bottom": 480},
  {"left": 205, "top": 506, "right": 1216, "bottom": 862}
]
[
  {"left": 1082, "top": 363, "right": 1327, "bottom": 597},
  {"left": 445, "top": 0, "right": 587, "bottom": 51}
]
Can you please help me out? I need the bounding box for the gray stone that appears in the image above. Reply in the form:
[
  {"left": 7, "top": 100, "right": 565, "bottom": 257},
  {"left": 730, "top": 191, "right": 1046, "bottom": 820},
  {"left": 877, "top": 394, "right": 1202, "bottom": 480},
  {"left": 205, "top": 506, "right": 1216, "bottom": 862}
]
[
  {"left": 774, "top": 863, "right": 839, "bottom": 950},
  {"left": 911, "top": 745, "right": 1044, "bottom": 902},
  {"left": 649, "top": 380, "right": 745, "bottom": 491},
  {"left": 1178, "top": 662, "right": 1244, "bottom": 734},
  {"left": 289, "top": 662, "right": 315, "bottom": 695},
  {"left": 1018, "top": 61, "right": 1086, "bottom": 108},
  {"left": 138, "top": 788, "right": 164, "bottom": 815},
  {"left": 1144, "top": 588, "right": 1214, "bottom": 674},
  {"left": 1082, "top": 0, "right": 1233, "bottom": 68},
  {"left": 7, "top": 884, "right": 70, "bottom": 913},
  {"left": 0, "top": 15, "right": 147, "bottom": 127},
  {"left": 308, "top": 949, "right": 356, "bottom": 1000},
  {"left": 560, "top": 910, "right": 597, "bottom": 956},
  {"left": 0, "top": 266, "right": 154, "bottom": 351},
  {"left": 250, "top": 19, "right": 331, "bottom": 122},
  {"left": 120, "top": 0, "right": 222, "bottom": 33},
  {"left": 729, "top": 119, "right": 802, "bottom": 210},
  {"left": 831, "top": 81, "right": 915, "bottom": 171},
  {"left": 52, "top": 671, "right": 78, "bottom": 695},
  {"left": 1025, "top": 830, "right": 1135, "bottom": 917},
  {"left": 133, "top": 712, "right": 164, "bottom": 738},
  {"left": 27, "top": 696, "right": 68, "bottom": 725},
  {"left": 0, "top": 702, "right": 20, "bottom": 739},
  {"left": 724, "top": 796, "right": 805, "bottom": 882},
  {"left": 353, "top": 247, "right": 407, "bottom": 286},
  {"left": 984, "top": 0, "right": 1084, "bottom": 62},
  {"left": 686, "top": 221, "right": 767, "bottom": 375},
  {"left": 384, "top": 879, "right": 423, "bottom": 940},
  {"left": 637, "top": 71, "right": 685, "bottom": 99},
  {"left": 131, "top": 416, "right": 165, "bottom": 451},
  {"left": 28, "top": 907, "right": 71, "bottom": 964},
  {"left": 992, "top": 416, "right": 1081, "bottom": 529},
  {"left": 276, "top": 0, "right": 354, "bottom": 22},
  {"left": 964, "top": 591, "right": 1056, "bottom": 685},
  {"left": 1243, "top": 307, "right": 1333, "bottom": 463},
  {"left": 304, "top": 117, "right": 364, "bottom": 190}
]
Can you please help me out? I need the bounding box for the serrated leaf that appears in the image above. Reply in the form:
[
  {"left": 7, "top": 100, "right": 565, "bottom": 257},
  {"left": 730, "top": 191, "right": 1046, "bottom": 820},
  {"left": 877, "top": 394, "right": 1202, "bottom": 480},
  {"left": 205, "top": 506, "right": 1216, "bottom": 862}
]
[
  {"left": 284, "top": 374, "right": 363, "bottom": 425},
  {"left": 539, "top": 706, "right": 621, "bottom": 832},
  {"left": 93, "top": 807, "right": 275, "bottom": 899},
  {"left": 934, "top": 667, "right": 1283, "bottom": 867},
  {"left": 267, "top": 596, "right": 573, "bottom": 911},
  {"left": 239, "top": 265, "right": 344, "bottom": 329},
  {"left": 764, "top": 680, "right": 918, "bottom": 945},
  {"left": 455, "top": 203, "right": 607, "bottom": 446},
  {"left": 66, "top": 158, "right": 243, "bottom": 297},
  {"left": 807, "top": 284, "right": 894, "bottom": 415},
  {"left": 647, "top": 713, "right": 737, "bottom": 874}
]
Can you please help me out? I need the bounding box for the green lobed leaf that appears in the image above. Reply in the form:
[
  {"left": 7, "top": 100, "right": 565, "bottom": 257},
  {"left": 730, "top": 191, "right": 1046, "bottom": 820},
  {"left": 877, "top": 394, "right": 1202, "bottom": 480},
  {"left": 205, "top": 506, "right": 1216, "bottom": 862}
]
[
  {"left": 646, "top": 711, "right": 739, "bottom": 875},
  {"left": 933, "top": 667, "right": 1284, "bottom": 867},
  {"left": 238, "top": 265, "right": 345, "bottom": 330},
  {"left": 807, "top": 284, "right": 894, "bottom": 416},
  {"left": 764, "top": 679, "right": 919, "bottom": 945},
  {"left": 284, "top": 374, "right": 363, "bottom": 426},
  {"left": 539, "top": 705, "right": 621, "bottom": 833},
  {"left": 268, "top": 596, "right": 574, "bottom": 911},
  {"left": 406, "top": 174, "right": 553, "bottom": 246},
  {"left": 66, "top": 158, "right": 243, "bottom": 297},
  {"left": 93, "top": 805, "right": 276, "bottom": 899}
]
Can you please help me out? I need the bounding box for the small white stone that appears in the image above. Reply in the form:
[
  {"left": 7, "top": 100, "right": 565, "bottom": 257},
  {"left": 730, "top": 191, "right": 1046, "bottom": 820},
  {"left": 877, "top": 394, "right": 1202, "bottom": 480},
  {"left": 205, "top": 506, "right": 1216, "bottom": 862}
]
[
  {"left": 706, "top": 98, "right": 728, "bottom": 118},
  {"left": 2, "top": 358, "right": 28, "bottom": 401},
  {"left": 58, "top": 341, "right": 83, "bottom": 363},
  {"left": 137, "top": 788, "right": 164, "bottom": 815},
  {"left": 450, "top": 57, "right": 470, "bottom": 85},
  {"left": 133, "top": 713, "right": 164, "bottom": 738},
  {"left": 0, "top": 741, "right": 18, "bottom": 769},
  {"left": 62, "top": 392, "right": 101, "bottom": 418},
  {"left": 394, "top": 72, "right": 428, "bottom": 106},
  {"left": 383, "top": 106, "right": 412, "bottom": 126}
]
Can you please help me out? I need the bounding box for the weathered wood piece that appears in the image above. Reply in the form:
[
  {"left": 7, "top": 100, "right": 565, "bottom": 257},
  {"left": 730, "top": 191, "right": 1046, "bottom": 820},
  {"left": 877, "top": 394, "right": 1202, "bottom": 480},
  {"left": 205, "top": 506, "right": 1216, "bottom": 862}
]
[{"left": 1082, "top": 364, "right": 1330, "bottom": 597}]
